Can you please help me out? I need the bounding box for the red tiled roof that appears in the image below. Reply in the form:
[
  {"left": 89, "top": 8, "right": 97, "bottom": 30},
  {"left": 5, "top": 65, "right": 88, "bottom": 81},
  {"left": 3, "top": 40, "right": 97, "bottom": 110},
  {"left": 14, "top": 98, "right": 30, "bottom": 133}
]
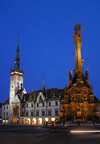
[
  {"left": 3, "top": 98, "right": 9, "bottom": 105},
  {"left": 22, "top": 88, "right": 64, "bottom": 102}
]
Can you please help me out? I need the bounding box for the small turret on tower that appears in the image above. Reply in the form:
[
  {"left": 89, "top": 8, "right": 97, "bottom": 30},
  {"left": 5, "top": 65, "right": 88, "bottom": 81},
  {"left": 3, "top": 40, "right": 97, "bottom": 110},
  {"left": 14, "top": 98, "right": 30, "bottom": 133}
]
[{"left": 42, "top": 73, "right": 45, "bottom": 92}]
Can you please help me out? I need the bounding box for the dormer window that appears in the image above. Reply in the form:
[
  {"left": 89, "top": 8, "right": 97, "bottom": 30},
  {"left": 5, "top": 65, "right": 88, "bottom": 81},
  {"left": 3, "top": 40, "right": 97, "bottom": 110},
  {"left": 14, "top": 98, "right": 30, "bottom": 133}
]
[
  {"left": 42, "top": 103, "right": 44, "bottom": 107},
  {"left": 51, "top": 90, "right": 53, "bottom": 93},
  {"left": 40, "top": 96, "right": 41, "bottom": 100},
  {"left": 30, "top": 96, "right": 32, "bottom": 100},
  {"left": 59, "top": 91, "right": 61, "bottom": 97},
  {"left": 39, "top": 96, "right": 42, "bottom": 103},
  {"left": 53, "top": 93, "right": 56, "bottom": 97}
]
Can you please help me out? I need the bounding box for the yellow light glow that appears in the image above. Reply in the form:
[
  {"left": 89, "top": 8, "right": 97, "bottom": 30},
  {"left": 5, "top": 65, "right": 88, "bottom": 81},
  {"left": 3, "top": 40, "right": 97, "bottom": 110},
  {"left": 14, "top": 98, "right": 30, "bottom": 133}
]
[
  {"left": 11, "top": 71, "right": 23, "bottom": 75},
  {"left": 51, "top": 117, "right": 55, "bottom": 121},
  {"left": 71, "top": 130, "right": 100, "bottom": 133},
  {"left": 33, "top": 118, "right": 36, "bottom": 122},
  {"left": 45, "top": 118, "right": 48, "bottom": 122},
  {"left": 38, "top": 118, "right": 42, "bottom": 122}
]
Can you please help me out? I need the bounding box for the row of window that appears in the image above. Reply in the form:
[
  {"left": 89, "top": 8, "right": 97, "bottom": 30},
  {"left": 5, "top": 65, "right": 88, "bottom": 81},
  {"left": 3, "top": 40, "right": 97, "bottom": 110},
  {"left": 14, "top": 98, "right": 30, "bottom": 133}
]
[
  {"left": 3, "top": 112, "right": 8, "bottom": 116},
  {"left": 3, "top": 106, "right": 8, "bottom": 110},
  {"left": 22, "top": 110, "right": 58, "bottom": 117},
  {"left": 25, "top": 101, "right": 58, "bottom": 108}
]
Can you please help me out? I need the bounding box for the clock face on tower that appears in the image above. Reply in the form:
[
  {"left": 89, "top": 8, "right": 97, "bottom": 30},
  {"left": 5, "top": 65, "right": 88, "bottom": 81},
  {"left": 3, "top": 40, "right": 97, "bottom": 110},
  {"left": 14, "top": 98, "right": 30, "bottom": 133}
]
[{"left": 17, "top": 76, "right": 21, "bottom": 81}]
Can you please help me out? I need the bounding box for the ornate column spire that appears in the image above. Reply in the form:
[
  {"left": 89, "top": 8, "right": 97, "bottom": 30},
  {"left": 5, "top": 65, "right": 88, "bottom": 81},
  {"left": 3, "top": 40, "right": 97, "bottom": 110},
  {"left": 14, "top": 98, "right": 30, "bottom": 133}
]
[
  {"left": 73, "top": 24, "right": 85, "bottom": 71},
  {"left": 73, "top": 24, "right": 85, "bottom": 80}
]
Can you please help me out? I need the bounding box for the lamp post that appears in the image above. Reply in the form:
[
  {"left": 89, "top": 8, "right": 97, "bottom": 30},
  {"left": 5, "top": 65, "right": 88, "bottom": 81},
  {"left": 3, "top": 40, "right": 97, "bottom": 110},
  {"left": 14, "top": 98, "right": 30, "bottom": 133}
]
[{"left": 46, "top": 93, "right": 48, "bottom": 117}]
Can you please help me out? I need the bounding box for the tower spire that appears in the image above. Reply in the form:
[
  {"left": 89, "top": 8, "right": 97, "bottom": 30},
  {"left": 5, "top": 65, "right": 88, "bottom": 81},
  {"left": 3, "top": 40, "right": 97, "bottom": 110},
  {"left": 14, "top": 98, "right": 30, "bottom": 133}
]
[
  {"left": 42, "top": 73, "right": 45, "bottom": 92},
  {"left": 14, "top": 32, "right": 20, "bottom": 72},
  {"left": 17, "top": 32, "right": 20, "bottom": 48}
]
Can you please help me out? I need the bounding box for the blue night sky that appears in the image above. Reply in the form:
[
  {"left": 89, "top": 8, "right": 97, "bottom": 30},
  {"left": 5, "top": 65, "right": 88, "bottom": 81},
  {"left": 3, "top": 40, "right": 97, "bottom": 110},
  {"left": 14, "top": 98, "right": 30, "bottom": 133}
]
[{"left": 0, "top": 0, "right": 100, "bottom": 103}]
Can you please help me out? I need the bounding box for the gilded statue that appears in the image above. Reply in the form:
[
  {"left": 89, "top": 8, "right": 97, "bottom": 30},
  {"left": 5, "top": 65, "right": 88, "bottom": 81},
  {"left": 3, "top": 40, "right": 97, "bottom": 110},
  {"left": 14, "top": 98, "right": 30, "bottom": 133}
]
[{"left": 73, "top": 24, "right": 85, "bottom": 39}]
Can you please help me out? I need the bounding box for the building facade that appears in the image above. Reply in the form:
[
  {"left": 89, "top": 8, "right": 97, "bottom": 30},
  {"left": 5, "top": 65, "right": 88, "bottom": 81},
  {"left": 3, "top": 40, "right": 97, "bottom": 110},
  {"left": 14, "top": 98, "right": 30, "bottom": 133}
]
[
  {"left": 2, "top": 33, "right": 64, "bottom": 125},
  {"left": 2, "top": 25, "right": 100, "bottom": 125}
]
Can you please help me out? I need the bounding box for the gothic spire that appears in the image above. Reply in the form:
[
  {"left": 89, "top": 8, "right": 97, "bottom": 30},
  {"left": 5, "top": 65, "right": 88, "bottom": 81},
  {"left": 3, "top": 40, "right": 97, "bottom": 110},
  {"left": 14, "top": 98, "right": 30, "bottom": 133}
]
[{"left": 14, "top": 32, "right": 20, "bottom": 72}]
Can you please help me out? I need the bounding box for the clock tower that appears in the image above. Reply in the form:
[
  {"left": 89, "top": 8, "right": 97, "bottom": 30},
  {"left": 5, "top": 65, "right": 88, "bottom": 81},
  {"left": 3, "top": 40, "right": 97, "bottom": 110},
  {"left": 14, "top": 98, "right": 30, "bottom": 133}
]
[{"left": 9, "top": 33, "right": 24, "bottom": 122}]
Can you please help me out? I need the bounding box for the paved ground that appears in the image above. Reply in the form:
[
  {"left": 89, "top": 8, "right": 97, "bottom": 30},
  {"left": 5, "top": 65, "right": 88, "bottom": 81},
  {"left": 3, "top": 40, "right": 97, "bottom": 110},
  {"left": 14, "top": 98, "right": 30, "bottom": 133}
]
[{"left": 0, "top": 124, "right": 100, "bottom": 144}]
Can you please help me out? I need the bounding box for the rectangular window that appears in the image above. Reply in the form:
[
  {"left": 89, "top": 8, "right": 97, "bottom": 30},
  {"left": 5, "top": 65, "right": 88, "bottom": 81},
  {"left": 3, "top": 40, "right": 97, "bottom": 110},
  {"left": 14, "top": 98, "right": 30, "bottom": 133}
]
[
  {"left": 6, "top": 106, "right": 8, "bottom": 109},
  {"left": 55, "top": 101, "right": 58, "bottom": 106},
  {"left": 4, "top": 106, "right": 5, "bottom": 110},
  {"left": 49, "top": 102, "right": 51, "bottom": 106},
  {"left": 6, "top": 112, "right": 8, "bottom": 116},
  {"left": 42, "top": 111, "right": 45, "bottom": 116},
  {"left": 31, "top": 112, "right": 34, "bottom": 116},
  {"left": 48, "top": 111, "right": 51, "bottom": 116},
  {"left": 22, "top": 104, "right": 24, "bottom": 108},
  {"left": 4, "top": 112, "right": 5, "bottom": 116},
  {"left": 55, "top": 110, "right": 58, "bottom": 116},
  {"left": 31, "top": 103, "right": 33, "bottom": 107},
  {"left": 36, "top": 111, "right": 39, "bottom": 116},
  {"left": 26, "top": 104, "right": 28, "bottom": 108},
  {"left": 22, "top": 112, "right": 24, "bottom": 116},
  {"left": 42, "top": 103, "right": 44, "bottom": 107},
  {"left": 26, "top": 112, "right": 28, "bottom": 116},
  {"left": 37, "top": 103, "right": 39, "bottom": 107}
]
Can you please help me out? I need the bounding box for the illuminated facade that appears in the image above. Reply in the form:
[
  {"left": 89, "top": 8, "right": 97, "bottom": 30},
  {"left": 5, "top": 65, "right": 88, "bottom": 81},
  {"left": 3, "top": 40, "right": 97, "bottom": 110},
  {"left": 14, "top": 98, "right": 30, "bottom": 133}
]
[
  {"left": 60, "top": 24, "right": 99, "bottom": 123},
  {"left": 2, "top": 33, "right": 64, "bottom": 125},
  {"left": 2, "top": 25, "right": 100, "bottom": 125}
]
